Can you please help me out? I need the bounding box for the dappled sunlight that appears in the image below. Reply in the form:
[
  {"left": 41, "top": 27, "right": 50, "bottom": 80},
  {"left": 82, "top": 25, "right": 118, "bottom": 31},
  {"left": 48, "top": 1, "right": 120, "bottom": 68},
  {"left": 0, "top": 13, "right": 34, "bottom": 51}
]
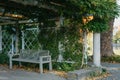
[{"left": 113, "top": 49, "right": 120, "bottom": 55}]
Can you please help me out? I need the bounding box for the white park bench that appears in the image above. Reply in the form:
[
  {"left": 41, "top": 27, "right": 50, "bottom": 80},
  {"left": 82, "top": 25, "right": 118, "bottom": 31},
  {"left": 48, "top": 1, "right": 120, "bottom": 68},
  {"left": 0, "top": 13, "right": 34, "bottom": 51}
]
[{"left": 9, "top": 49, "right": 52, "bottom": 73}]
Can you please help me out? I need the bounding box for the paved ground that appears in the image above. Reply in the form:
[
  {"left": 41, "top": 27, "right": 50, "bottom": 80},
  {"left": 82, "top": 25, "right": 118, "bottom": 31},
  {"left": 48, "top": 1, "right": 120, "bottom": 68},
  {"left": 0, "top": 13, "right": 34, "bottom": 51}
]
[
  {"left": 0, "top": 63, "right": 119, "bottom": 80},
  {"left": 0, "top": 66, "right": 66, "bottom": 80},
  {"left": 99, "top": 63, "right": 120, "bottom": 80}
]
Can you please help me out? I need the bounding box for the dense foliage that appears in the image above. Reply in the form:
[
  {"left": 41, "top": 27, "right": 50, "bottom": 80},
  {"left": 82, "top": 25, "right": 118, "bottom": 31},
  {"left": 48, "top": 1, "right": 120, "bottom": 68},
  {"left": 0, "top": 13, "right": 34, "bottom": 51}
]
[
  {"left": 38, "top": 0, "right": 120, "bottom": 70},
  {"left": 1, "top": 0, "right": 120, "bottom": 71},
  {"left": 39, "top": 20, "right": 83, "bottom": 61},
  {"left": 102, "top": 55, "right": 120, "bottom": 63},
  {"left": 0, "top": 53, "right": 9, "bottom": 64}
]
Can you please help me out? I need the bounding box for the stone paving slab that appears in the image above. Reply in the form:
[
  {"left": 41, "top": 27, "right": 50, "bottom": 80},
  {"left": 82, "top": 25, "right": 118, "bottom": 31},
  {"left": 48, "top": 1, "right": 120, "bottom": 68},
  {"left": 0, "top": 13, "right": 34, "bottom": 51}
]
[
  {"left": 0, "top": 68, "right": 66, "bottom": 80},
  {"left": 100, "top": 63, "right": 120, "bottom": 80},
  {"left": 67, "top": 67, "right": 103, "bottom": 80},
  {"left": 0, "top": 63, "right": 120, "bottom": 80},
  {"left": 101, "top": 62, "right": 120, "bottom": 70}
]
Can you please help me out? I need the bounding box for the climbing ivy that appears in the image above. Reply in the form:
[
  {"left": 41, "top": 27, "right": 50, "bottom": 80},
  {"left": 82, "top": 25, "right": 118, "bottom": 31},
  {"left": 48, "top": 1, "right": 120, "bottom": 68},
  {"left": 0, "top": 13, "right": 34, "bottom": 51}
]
[
  {"left": 38, "top": 19, "right": 83, "bottom": 61},
  {"left": 86, "top": 18, "right": 109, "bottom": 33}
]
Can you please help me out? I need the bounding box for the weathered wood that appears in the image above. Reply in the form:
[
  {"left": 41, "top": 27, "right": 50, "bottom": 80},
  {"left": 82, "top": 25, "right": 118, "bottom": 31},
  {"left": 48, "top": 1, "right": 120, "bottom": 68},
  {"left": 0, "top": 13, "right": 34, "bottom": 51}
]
[
  {"left": 0, "top": 20, "right": 38, "bottom": 25},
  {"left": 15, "top": 25, "right": 19, "bottom": 54},
  {"left": 9, "top": 49, "right": 52, "bottom": 73},
  {"left": 21, "top": 31, "right": 25, "bottom": 50}
]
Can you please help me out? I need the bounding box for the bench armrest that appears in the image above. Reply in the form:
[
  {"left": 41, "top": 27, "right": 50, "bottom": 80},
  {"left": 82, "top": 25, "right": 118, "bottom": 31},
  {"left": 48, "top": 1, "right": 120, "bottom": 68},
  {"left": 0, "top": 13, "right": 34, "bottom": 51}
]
[
  {"left": 8, "top": 51, "right": 20, "bottom": 58},
  {"left": 40, "top": 55, "right": 51, "bottom": 58},
  {"left": 39, "top": 56, "right": 51, "bottom": 62}
]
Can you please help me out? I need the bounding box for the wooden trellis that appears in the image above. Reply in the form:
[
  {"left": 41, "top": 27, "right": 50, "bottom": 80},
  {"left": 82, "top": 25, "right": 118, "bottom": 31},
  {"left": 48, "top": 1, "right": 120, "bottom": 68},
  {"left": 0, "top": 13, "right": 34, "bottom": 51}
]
[
  {"left": 23, "top": 27, "right": 40, "bottom": 50},
  {"left": 1, "top": 26, "right": 41, "bottom": 54}
]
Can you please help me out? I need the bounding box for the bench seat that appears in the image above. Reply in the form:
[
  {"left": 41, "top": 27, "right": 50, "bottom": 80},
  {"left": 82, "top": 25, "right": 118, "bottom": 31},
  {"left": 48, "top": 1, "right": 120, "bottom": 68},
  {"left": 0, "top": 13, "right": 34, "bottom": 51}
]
[{"left": 12, "top": 57, "right": 51, "bottom": 63}]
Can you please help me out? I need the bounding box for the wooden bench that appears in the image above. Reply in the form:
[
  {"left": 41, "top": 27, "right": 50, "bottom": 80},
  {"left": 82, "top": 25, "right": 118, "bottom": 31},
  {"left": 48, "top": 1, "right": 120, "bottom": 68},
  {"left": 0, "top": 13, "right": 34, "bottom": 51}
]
[{"left": 9, "top": 49, "right": 52, "bottom": 73}]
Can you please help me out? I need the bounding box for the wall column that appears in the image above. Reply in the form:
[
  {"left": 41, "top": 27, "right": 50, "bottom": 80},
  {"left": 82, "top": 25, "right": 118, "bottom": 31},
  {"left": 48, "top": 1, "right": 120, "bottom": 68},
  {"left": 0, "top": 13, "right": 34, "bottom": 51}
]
[{"left": 93, "top": 33, "right": 101, "bottom": 67}]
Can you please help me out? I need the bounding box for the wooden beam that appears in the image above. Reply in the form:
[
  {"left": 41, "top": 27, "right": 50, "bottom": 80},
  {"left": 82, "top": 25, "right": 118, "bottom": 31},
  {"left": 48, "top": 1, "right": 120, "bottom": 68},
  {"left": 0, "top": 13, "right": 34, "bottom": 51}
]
[
  {"left": 0, "top": 17, "right": 60, "bottom": 25},
  {"left": 0, "top": 12, "right": 26, "bottom": 19},
  {"left": 10, "top": 0, "right": 58, "bottom": 12},
  {"left": 10, "top": 0, "right": 38, "bottom": 6},
  {"left": 0, "top": 20, "right": 38, "bottom": 25}
]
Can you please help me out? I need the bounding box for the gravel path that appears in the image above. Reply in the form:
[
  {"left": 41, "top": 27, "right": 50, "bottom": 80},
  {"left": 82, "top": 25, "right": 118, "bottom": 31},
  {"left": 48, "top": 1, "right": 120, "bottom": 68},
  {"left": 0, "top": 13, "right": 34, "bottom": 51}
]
[
  {"left": 97, "top": 63, "right": 120, "bottom": 80},
  {"left": 0, "top": 66, "right": 66, "bottom": 80},
  {"left": 96, "top": 70, "right": 120, "bottom": 80},
  {"left": 0, "top": 63, "right": 119, "bottom": 80}
]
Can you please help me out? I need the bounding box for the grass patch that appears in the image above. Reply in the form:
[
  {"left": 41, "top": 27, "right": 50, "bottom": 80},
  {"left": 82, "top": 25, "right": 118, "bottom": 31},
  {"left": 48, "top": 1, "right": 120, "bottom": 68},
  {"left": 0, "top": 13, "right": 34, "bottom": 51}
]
[{"left": 102, "top": 55, "right": 120, "bottom": 63}]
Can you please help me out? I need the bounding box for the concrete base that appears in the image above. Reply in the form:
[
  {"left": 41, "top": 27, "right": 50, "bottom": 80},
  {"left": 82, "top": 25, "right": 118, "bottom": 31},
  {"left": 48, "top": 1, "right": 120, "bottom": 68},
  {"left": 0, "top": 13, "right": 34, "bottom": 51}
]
[{"left": 67, "top": 67, "right": 103, "bottom": 80}]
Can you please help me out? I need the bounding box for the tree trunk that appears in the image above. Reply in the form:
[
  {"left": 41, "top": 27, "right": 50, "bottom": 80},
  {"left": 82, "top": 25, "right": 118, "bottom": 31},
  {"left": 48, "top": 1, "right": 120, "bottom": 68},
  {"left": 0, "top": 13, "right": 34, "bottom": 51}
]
[
  {"left": 101, "top": 19, "right": 114, "bottom": 56},
  {"left": 93, "top": 33, "right": 101, "bottom": 67}
]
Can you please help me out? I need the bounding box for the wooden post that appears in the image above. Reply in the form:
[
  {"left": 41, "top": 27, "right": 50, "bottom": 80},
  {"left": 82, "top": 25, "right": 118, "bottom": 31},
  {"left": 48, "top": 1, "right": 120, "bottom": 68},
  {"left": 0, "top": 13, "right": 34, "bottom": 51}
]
[
  {"left": 60, "top": 15, "right": 64, "bottom": 26},
  {"left": 57, "top": 15, "right": 64, "bottom": 62},
  {"left": 15, "top": 26, "right": 19, "bottom": 54},
  {"left": 81, "top": 30, "right": 88, "bottom": 67},
  {"left": 0, "top": 26, "right": 2, "bottom": 52},
  {"left": 21, "top": 30, "right": 25, "bottom": 50},
  {"left": 11, "top": 35, "right": 14, "bottom": 54},
  {"left": 57, "top": 41, "right": 64, "bottom": 62}
]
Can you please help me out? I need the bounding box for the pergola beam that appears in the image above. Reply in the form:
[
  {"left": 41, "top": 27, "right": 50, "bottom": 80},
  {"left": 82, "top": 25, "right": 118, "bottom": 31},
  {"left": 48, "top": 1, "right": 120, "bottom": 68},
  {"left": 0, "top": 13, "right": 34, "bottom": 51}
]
[
  {"left": 0, "top": 20, "right": 39, "bottom": 25},
  {"left": 10, "top": 0, "right": 58, "bottom": 12}
]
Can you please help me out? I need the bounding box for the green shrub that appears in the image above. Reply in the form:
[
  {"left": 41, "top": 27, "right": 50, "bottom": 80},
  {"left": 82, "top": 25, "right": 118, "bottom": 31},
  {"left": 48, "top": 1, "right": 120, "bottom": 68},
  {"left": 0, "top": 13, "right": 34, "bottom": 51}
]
[
  {"left": 102, "top": 55, "right": 120, "bottom": 63},
  {"left": 89, "top": 68, "right": 107, "bottom": 78},
  {"left": 53, "top": 62, "right": 75, "bottom": 72},
  {"left": 0, "top": 53, "right": 9, "bottom": 64}
]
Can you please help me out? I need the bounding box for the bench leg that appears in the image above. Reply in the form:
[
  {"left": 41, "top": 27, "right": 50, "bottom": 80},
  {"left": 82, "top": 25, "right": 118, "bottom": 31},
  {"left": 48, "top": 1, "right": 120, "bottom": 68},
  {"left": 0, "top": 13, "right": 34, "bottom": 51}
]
[
  {"left": 10, "top": 61, "right": 12, "bottom": 69},
  {"left": 49, "top": 57, "right": 52, "bottom": 71},
  {"left": 49, "top": 61, "right": 52, "bottom": 71},
  {"left": 39, "top": 57, "right": 43, "bottom": 73},
  {"left": 9, "top": 55, "right": 12, "bottom": 69},
  {"left": 39, "top": 62, "right": 43, "bottom": 74},
  {"left": 19, "top": 62, "right": 22, "bottom": 67}
]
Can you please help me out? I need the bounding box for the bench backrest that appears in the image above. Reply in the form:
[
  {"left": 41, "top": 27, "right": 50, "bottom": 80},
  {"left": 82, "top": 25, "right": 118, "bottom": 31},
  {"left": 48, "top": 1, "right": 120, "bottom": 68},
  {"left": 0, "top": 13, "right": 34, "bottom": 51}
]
[{"left": 19, "top": 49, "right": 49, "bottom": 60}]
